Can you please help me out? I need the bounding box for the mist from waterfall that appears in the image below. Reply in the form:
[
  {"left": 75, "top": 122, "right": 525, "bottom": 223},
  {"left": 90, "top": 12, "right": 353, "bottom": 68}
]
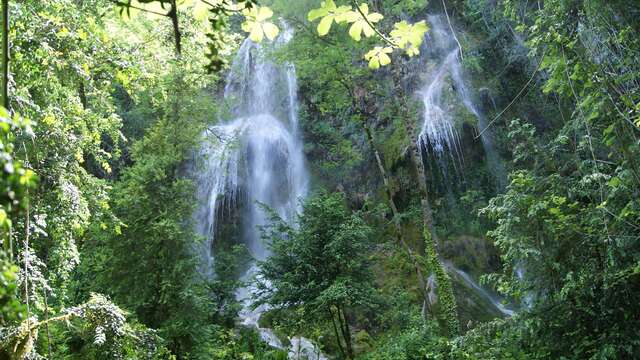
[{"left": 449, "top": 265, "right": 515, "bottom": 317}]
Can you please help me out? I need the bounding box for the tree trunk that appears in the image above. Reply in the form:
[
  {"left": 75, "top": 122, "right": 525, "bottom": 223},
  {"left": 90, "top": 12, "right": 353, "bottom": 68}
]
[
  {"left": 329, "top": 308, "right": 347, "bottom": 359},
  {"left": 2, "top": 0, "right": 9, "bottom": 110},
  {"left": 336, "top": 305, "right": 353, "bottom": 359},
  {"left": 362, "top": 123, "right": 430, "bottom": 308},
  {"left": 169, "top": 0, "right": 181, "bottom": 57}
]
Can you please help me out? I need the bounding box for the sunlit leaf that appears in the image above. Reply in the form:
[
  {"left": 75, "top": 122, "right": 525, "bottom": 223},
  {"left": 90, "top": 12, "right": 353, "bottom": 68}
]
[
  {"left": 192, "top": 1, "right": 209, "bottom": 21},
  {"left": 241, "top": 6, "right": 280, "bottom": 42},
  {"left": 390, "top": 20, "right": 428, "bottom": 56},
  {"left": 307, "top": 0, "right": 351, "bottom": 36},
  {"left": 342, "top": 3, "right": 383, "bottom": 41},
  {"left": 262, "top": 22, "right": 280, "bottom": 41},
  {"left": 405, "top": 45, "right": 420, "bottom": 57},
  {"left": 364, "top": 46, "right": 393, "bottom": 69}
]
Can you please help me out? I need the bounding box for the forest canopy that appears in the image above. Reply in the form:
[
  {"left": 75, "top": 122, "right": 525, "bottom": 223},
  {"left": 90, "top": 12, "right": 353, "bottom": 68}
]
[{"left": 0, "top": 0, "right": 639, "bottom": 359}]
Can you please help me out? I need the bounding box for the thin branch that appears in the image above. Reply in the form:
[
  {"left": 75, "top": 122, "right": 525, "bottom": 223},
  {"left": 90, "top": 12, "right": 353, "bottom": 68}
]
[
  {"left": 351, "top": 0, "right": 397, "bottom": 47},
  {"left": 475, "top": 48, "right": 546, "bottom": 139},
  {"left": 199, "top": 0, "right": 216, "bottom": 7},
  {"left": 602, "top": 205, "right": 640, "bottom": 231},
  {"left": 22, "top": 188, "right": 31, "bottom": 348},
  {"left": 200, "top": 0, "right": 245, "bottom": 13},
  {"left": 108, "top": 0, "right": 170, "bottom": 17},
  {"left": 44, "top": 283, "right": 52, "bottom": 359},
  {"left": 30, "top": 312, "right": 74, "bottom": 330},
  {"left": 442, "top": 0, "right": 463, "bottom": 60},
  {"left": 2, "top": 0, "right": 9, "bottom": 110}
]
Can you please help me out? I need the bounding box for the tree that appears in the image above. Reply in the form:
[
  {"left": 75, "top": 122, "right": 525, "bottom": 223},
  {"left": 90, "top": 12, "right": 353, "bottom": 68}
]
[
  {"left": 0, "top": 108, "right": 33, "bottom": 328},
  {"left": 1, "top": 0, "right": 8, "bottom": 109},
  {"left": 256, "top": 192, "right": 377, "bottom": 359},
  {"left": 78, "top": 67, "right": 222, "bottom": 357},
  {"left": 477, "top": 0, "right": 640, "bottom": 357}
]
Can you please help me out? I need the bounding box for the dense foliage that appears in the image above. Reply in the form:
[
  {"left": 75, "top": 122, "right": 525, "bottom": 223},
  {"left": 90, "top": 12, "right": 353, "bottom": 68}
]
[
  {"left": 0, "top": 0, "right": 639, "bottom": 359},
  {"left": 257, "top": 192, "right": 377, "bottom": 359}
]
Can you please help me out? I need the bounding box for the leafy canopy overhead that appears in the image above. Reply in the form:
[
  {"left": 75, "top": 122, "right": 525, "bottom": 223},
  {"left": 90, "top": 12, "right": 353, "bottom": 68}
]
[
  {"left": 307, "top": 1, "right": 428, "bottom": 68},
  {"left": 116, "top": 1, "right": 428, "bottom": 70}
]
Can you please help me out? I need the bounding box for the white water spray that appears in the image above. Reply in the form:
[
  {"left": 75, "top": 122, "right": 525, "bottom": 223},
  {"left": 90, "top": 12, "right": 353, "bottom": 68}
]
[{"left": 418, "top": 49, "right": 466, "bottom": 175}]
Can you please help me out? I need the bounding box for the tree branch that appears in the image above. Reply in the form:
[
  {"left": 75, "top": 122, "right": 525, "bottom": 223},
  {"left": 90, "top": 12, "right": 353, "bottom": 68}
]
[
  {"left": 109, "top": 0, "right": 170, "bottom": 17},
  {"left": 169, "top": 0, "right": 181, "bottom": 56},
  {"left": 2, "top": 0, "right": 9, "bottom": 110},
  {"left": 350, "top": 0, "right": 397, "bottom": 48},
  {"left": 441, "top": 0, "right": 463, "bottom": 60}
]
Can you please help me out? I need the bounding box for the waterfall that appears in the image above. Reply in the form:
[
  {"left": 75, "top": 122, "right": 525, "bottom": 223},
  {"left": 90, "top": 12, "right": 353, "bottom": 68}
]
[
  {"left": 449, "top": 265, "right": 514, "bottom": 317},
  {"left": 417, "top": 49, "right": 466, "bottom": 177},
  {"left": 418, "top": 15, "right": 514, "bottom": 318},
  {"left": 418, "top": 15, "right": 506, "bottom": 188},
  {"left": 193, "top": 24, "right": 325, "bottom": 359}
]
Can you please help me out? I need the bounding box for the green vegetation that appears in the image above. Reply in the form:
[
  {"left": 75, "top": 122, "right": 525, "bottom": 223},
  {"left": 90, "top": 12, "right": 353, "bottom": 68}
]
[
  {"left": 1, "top": 0, "right": 639, "bottom": 359},
  {"left": 257, "top": 192, "right": 376, "bottom": 359}
]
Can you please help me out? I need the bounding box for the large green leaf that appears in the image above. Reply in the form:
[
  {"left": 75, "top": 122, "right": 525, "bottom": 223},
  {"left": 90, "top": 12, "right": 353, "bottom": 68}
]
[
  {"left": 364, "top": 46, "right": 393, "bottom": 69},
  {"left": 241, "top": 6, "right": 280, "bottom": 42},
  {"left": 342, "top": 4, "right": 383, "bottom": 41},
  {"left": 307, "top": 0, "right": 351, "bottom": 36}
]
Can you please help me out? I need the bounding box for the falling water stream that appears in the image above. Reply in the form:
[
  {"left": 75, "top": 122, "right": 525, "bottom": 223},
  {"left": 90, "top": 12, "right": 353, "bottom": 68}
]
[
  {"left": 418, "top": 15, "right": 506, "bottom": 188},
  {"left": 448, "top": 265, "right": 515, "bottom": 317},
  {"left": 193, "top": 26, "right": 326, "bottom": 359},
  {"left": 419, "top": 15, "right": 513, "bottom": 317}
]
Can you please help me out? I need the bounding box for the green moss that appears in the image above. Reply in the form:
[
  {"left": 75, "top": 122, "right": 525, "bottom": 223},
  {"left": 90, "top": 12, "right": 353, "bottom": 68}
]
[
  {"left": 380, "top": 117, "right": 410, "bottom": 170},
  {"left": 423, "top": 228, "right": 460, "bottom": 337}
]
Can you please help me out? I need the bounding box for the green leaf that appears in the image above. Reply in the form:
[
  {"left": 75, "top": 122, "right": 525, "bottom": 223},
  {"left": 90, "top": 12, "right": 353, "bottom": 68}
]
[
  {"left": 608, "top": 177, "right": 622, "bottom": 188},
  {"left": 241, "top": 6, "right": 280, "bottom": 43},
  {"left": 343, "top": 4, "right": 383, "bottom": 42},
  {"left": 365, "top": 46, "right": 393, "bottom": 69},
  {"left": 307, "top": 0, "right": 351, "bottom": 36}
]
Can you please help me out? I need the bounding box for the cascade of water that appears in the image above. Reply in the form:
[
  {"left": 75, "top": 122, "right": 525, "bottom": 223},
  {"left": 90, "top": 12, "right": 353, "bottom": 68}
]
[
  {"left": 193, "top": 120, "right": 246, "bottom": 277},
  {"left": 450, "top": 266, "right": 514, "bottom": 317},
  {"left": 195, "top": 25, "right": 308, "bottom": 268},
  {"left": 193, "top": 24, "right": 324, "bottom": 359},
  {"left": 417, "top": 15, "right": 514, "bottom": 318},
  {"left": 417, "top": 49, "right": 466, "bottom": 176},
  {"left": 418, "top": 15, "right": 506, "bottom": 188}
]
